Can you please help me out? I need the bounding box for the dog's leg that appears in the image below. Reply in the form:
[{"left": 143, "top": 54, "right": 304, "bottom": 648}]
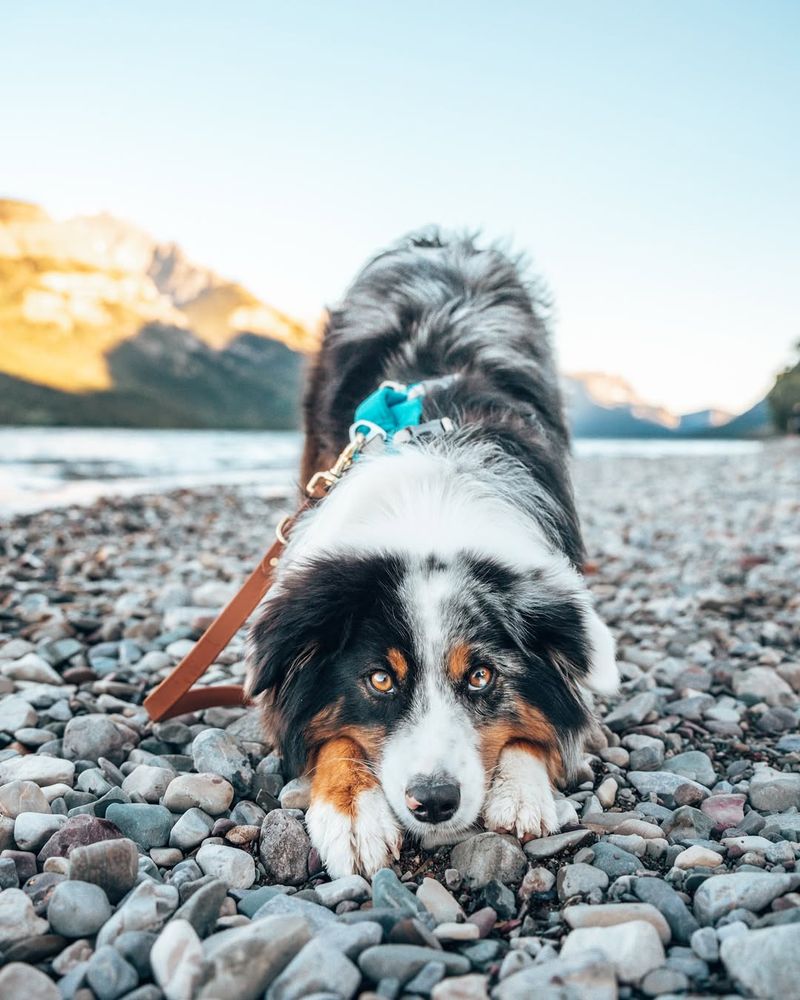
[
  {"left": 482, "top": 740, "right": 560, "bottom": 841},
  {"left": 306, "top": 737, "right": 402, "bottom": 878}
]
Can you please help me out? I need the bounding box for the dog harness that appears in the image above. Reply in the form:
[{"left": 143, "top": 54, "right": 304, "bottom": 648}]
[{"left": 144, "top": 377, "right": 458, "bottom": 721}]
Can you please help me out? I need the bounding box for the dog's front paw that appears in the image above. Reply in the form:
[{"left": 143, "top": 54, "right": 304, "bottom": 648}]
[
  {"left": 482, "top": 744, "right": 559, "bottom": 842},
  {"left": 306, "top": 787, "right": 403, "bottom": 878}
]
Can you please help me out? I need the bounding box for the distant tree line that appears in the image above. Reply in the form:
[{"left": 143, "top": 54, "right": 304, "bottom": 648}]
[{"left": 768, "top": 339, "right": 800, "bottom": 433}]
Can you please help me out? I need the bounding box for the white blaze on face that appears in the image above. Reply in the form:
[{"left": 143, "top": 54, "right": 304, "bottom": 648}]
[{"left": 378, "top": 564, "right": 486, "bottom": 843}]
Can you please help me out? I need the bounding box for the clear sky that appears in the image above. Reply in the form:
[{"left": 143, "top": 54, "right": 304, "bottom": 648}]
[{"left": 3, "top": 1, "right": 798, "bottom": 414}]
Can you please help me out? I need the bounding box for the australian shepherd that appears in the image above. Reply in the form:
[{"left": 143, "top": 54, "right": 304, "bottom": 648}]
[{"left": 247, "top": 230, "right": 618, "bottom": 877}]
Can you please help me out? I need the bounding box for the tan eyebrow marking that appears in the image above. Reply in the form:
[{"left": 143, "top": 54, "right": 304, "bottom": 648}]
[
  {"left": 447, "top": 643, "right": 472, "bottom": 682},
  {"left": 386, "top": 647, "right": 408, "bottom": 681}
]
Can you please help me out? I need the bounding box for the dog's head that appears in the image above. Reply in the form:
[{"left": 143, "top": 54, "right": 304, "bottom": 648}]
[{"left": 247, "top": 548, "right": 617, "bottom": 840}]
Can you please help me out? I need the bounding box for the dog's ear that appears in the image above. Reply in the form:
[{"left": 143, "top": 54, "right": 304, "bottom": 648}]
[{"left": 511, "top": 581, "right": 618, "bottom": 696}]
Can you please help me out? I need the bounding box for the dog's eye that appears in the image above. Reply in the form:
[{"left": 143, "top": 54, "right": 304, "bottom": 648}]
[
  {"left": 467, "top": 666, "right": 494, "bottom": 691},
  {"left": 368, "top": 670, "right": 395, "bottom": 694}
]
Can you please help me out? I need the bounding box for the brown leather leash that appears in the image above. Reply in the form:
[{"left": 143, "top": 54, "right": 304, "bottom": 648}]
[{"left": 143, "top": 435, "right": 366, "bottom": 722}]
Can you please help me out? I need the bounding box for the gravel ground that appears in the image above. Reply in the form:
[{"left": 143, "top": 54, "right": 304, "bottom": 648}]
[{"left": 0, "top": 441, "right": 799, "bottom": 1000}]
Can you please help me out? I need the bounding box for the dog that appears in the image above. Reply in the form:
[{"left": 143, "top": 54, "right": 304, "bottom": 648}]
[{"left": 247, "top": 230, "right": 618, "bottom": 877}]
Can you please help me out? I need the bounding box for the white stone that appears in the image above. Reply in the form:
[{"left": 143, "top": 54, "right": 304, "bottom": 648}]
[
  {"left": 417, "top": 876, "right": 465, "bottom": 923},
  {"left": 164, "top": 773, "right": 234, "bottom": 815},
  {"left": 151, "top": 918, "right": 205, "bottom": 1000},
  {"left": 196, "top": 843, "right": 255, "bottom": 889},
  {"left": 122, "top": 764, "right": 176, "bottom": 803},
  {"left": 2, "top": 653, "right": 63, "bottom": 684},
  {"left": 0, "top": 779, "right": 51, "bottom": 818},
  {"left": 560, "top": 920, "right": 665, "bottom": 983},
  {"left": 433, "top": 921, "right": 480, "bottom": 941},
  {"left": 0, "top": 754, "right": 75, "bottom": 787},
  {"left": 0, "top": 888, "right": 49, "bottom": 949},
  {"left": 0, "top": 697, "right": 37, "bottom": 732},
  {"left": 13, "top": 811, "right": 66, "bottom": 851},
  {"left": 674, "top": 845, "right": 724, "bottom": 869},
  {"left": 562, "top": 902, "right": 671, "bottom": 944}
]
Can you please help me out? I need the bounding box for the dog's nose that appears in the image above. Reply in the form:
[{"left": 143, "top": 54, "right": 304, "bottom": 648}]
[{"left": 405, "top": 776, "right": 461, "bottom": 823}]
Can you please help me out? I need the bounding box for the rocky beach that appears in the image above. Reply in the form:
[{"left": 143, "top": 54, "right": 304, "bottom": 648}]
[{"left": 0, "top": 441, "right": 799, "bottom": 1000}]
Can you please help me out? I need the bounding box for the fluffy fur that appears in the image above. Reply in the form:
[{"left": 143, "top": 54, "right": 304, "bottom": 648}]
[{"left": 247, "top": 230, "right": 618, "bottom": 876}]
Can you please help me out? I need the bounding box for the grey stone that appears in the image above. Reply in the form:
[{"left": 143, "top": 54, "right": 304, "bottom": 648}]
[
  {"left": 720, "top": 924, "right": 800, "bottom": 998},
  {"left": 749, "top": 765, "right": 800, "bottom": 812},
  {"left": 493, "top": 950, "right": 617, "bottom": 1000},
  {"left": 0, "top": 696, "right": 37, "bottom": 732},
  {"left": 359, "top": 944, "right": 470, "bottom": 983},
  {"left": 523, "top": 828, "right": 592, "bottom": 859},
  {"left": 199, "top": 914, "right": 312, "bottom": 1000},
  {"left": 694, "top": 872, "right": 800, "bottom": 925},
  {"left": 259, "top": 810, "right": 310, "bottom": 885},
  {"left": 115, "top": 930, "right": 158, "bottom": 979},
  {"left": 150, "top": 918, "right": 204, "bottom": 1000},
  {"left": 266, "top": 938, "right": 361, "bottom": 1000},
  {"left": 663, "top": 750, "right": 717, "bottom": 787},
  {"left": 48, "top": 879, "right": 112, "bottom": 937},
  {"left": 557, "top": 863, "right": 609, "bottom": 901},
  {"left": 633, "top": 876, "right": 699, "bottom": 944},
  {"left": 372, "top": 867, "right": 429, "bottom": 919},
  {"left": 63, "top": 714, "right": 132, "bottom": 764},
  {"left": 173, "top": 877, "right": 228, "bottom": 937},
  {"left": 627, "top": 770, "right": 709, "bottom": 807},
  {"left": 315, "top": 920, "right": 383, "bottom": 959},
  {"left": 0, "top": 754, "right": 75, "bottom": 787},
  {"left": 105, "top": 803, "right": 174, "bottom": 849},
  {"left": 121, "top": 764, "right": 175, "bottom": 803},
  {"left": 691, "top": 925, "right": 719, "bottom": 962},
  {"left": 450, "top": 833, "right": 527, "bottom": 889},
  {"left": 604, "top": 691, "right": 657, "bottom": 731},
  {"left": 196, "top": 842, "right": 255, "bottom": 889},
  {"left": 169, "top": 807, "right": 215, "bottom": 850},
  {"left": 590, "top": 841, "right": 643, "bottom": 878},
  {"left": 96, "top": 880, "right": 179, "bottom": 947},
  {"left": 315, "top": 874, "right": 371, "bottom": 908},
  {"left": 192, "top": 728, "right": 254, "bottom": 796},
  {"left": 560, "top": 920, "right": 665, "bottom": 983},
  {"left": 253, "top": 892, "right": 336, "bottom": 931},
  {"left": 86, "top": 945, "right": 139, "bottom": 1000}
]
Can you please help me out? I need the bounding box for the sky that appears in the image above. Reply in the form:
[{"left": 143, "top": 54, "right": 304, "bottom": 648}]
[{"left": 2, "top": 1, "right": 798, "bottom": 414}]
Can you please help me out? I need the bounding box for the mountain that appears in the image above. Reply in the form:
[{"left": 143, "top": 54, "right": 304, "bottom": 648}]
[
  {"left": 0, "top": 198, "right": 313, "bottom": 428},
  {"left": 564, "top": 372, "right": 772, "bottom": 439}
]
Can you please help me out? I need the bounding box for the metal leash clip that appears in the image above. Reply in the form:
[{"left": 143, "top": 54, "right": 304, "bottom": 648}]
[{"left": 304, "top": 430, "right": 369, "bottom": 500}]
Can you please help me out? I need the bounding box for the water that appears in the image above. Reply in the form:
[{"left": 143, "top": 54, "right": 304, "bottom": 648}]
[{"left": 0, "top": 426, "right": 764, "bottom": 517}]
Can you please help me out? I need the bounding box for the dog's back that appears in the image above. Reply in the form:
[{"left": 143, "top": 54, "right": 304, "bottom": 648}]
[{"left": 302, "top": 229, "right": 570, "bottom": 481}]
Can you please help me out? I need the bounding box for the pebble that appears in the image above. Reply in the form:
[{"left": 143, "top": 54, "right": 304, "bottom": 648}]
[
  {"left": 674, "top": 844, "right": 724, "bottom": 869},
  {"left": 523, "top": 828, "right": 591, "bottom": 859},
  {"left": 63, "top": 714, "right": 131, "bottom": 764},
  {"left": 557, "top": 863, "right": 609, "bottom": 900},
  {"left": 196, "top": 843, "right": 255, "bottom": 888},
  {"left": 150, "top": 918, "right": 205, "bottom": 1000},
  {"left": 163, "top": 772, "right": 234, "bottom": 815},
  {"left": 720, "top": 923, "right": 800, "bottom": 998},
  {"left": 198, "top": 914, "right": 312, "bottom": 1000},
  {"left": 315, "top": 874, "right": 372, "bottom": 908},
  {"left": 359, "top": 944, "right": 471, "bottom": 982},
  {"left": 48, "top": 879, "right": 112, "bottom": 937},
  {"left": 192, "top": 728, "right": 254, "bottom": 796},
  {"left": 86, "top": 944, "right": 140, "bottom": 1000},
  {"left": 0, "top": 696, "right": 38, "bottom": 731},
  {"left": 449, "top": 833, "right": 527, "bottom": 888},
  {"left": 266, "top": 937, "right": 361, "bottom": 1000},
  {"left": 417, "top": 877, "right": 465, "bottom": 923},
  {"left": 169, "top": 806, "right": 216, "bottom": 850},
  {"left": 68, "top": 836, "right": 139, "bottom": 902},
  {"left": 259, "top": 810, "right": 310, "bottom": 886},
  {"left": 121, "top": 764, "right": 175, "bottom": 803},
  {"left": 694, "top": 872, "right": 800, "bottom": 925},
  {"left": 748, "top": 765, "right": 800, "bottom": 812},
  {"left": 96, "top": 880, "right": 179, "bottom": 947},
  {"left": 0, "top": 754, "right": 75, "bottom": 787},
  {"left": 0, "top": 887, "right": 49, "bottom": 948},
  {"left": 0, "top": 779, "right": 51, "bottom": 818},
  {"left": 663, "top": 749, "right": 717, "bottom": 787},
  {"left": 14, "top": 812, "right": 66, "bottom": 851},
  {"left": 560, "top": 919, "right": 665, "bottom": 982},
  {"left": 563, "top": 901, "right": 671, "bottom": 943},
  {"left": 105, "top": 803, "right": 174, "bottom": 849},
  {"left": 493, "top": 951, "right": 616, "bottom": 999},
  {"left": 0, "top": 963, "right": 60, "bottom": 1000}
]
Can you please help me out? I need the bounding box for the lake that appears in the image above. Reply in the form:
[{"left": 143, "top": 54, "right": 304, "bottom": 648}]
[{"left": 0, "top": 426, "right": 764, "bottom": 517}]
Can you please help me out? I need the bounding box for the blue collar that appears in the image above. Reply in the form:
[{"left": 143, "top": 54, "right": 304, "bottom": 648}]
[{"left": 350, "top": 375, "right": 459, "bottom": 447}]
